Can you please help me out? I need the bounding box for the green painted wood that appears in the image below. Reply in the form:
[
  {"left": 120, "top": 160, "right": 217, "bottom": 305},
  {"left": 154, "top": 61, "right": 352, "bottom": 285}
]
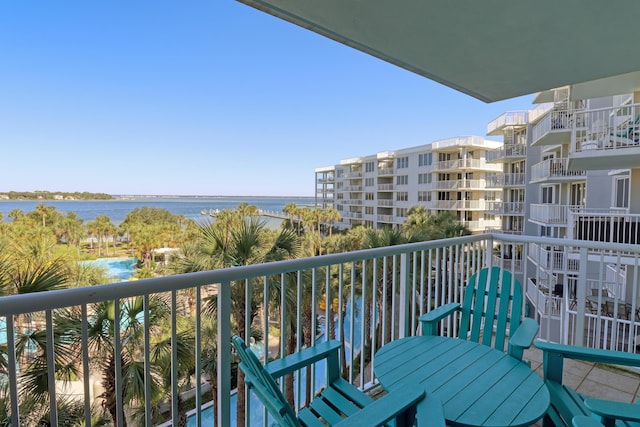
[
  {"left": 418, "top": 267, "right": 537, "bottom": 361},
  {"left": 374, "top": 335, "right": 550, "bottom": 427},
  {"left": 537, "top": 340, "right": 640, "bottom": 427},
  {"left": 233, "top": 336, "right": 444, "bottom": 427}
]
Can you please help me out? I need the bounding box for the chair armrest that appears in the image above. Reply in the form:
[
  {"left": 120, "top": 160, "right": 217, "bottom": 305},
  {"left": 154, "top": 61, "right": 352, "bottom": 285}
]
[
  {"left": 418, "top": 303, "right": 461, "bottom": 336},
  {"left": 535, "top": 341, "right": 640, "bottom": 367},
  {"left": 535, "top": 340, "right": 640, "bottom": 384},
  {"left": 508, "top": 318, "right": 539, "bottom": 360},
  {"left": 266, "top": 340, "right": 341, "bottom": 378},
  {"left": 585, "top": 398, "right": 640, "bottom": 423},
  {"left": 572, "top": 415, "right": 604, "bottom": 427},
  {"left": 334, "top": 389, "right": 445, "bottom": 427}
]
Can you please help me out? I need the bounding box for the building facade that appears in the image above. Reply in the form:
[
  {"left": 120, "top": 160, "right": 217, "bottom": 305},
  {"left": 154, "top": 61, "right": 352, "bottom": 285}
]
[{"left": 315, "top": 136, "right": 503, "bottom": 233}]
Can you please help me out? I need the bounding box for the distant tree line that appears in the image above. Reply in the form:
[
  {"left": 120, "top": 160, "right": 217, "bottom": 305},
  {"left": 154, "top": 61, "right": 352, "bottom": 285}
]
[{"left": 0, "top": 190, "right": 113, "bottom": 200}]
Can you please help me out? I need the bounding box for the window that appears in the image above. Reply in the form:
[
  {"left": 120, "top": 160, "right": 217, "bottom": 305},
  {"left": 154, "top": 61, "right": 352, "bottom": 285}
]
[
  {"left": 541, "top": 186, "right": 555, "bottom": 204},
  {"left": 365, "top": 178, "right": 374, "bottom": 187},
  {"left": 365, "top": 206, "right": 374, "bottom": 215},
  {"left": 365, "top": 161, "right": 375, "bottom": 173},
  {"left": 396, "top": 156, "right": 409, "bottom": 169},
  {"left": 418, "top": 191, "right": 431, "bottom": 202},
  {"left": 396, "top": 192, "right": 408, "bottom": 201},
  {"left": 418, "top": 153, "right": 432, "bottom": 166},
  {"left": 614, "top": 177, "right": 630, "bottom": 208},
  {"left": 396, "top": 208, "right": 407, "bottom": 218},
  {"left": 365, "top": 192, "right": 375, "bottom": 201},
  {"left": 418, "top": 173, "right": 431, "bottom": 184},
  {"left": 396, "top": 175, "right": 408, "bottom": 185}
]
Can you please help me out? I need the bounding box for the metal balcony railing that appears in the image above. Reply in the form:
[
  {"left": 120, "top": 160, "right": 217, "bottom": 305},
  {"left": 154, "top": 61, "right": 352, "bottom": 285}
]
[
  {"left": 573, "top": 103, "right": 640, "bottom": 152},
  {"left": 3, "top": 234, "right": 640, "bottom": 425},
  {"left": 530, "top": 158, "right": 585, "bottom": 182},
  {"left": 568, "top": 208, "right": 640, "bottom": 245}
]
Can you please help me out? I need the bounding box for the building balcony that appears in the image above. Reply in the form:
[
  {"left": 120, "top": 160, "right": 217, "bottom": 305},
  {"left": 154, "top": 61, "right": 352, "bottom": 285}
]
[
  {"left": 431, "top": 136, "right": 501, "bottom": 151},
  {"left": 529, "top": 158, "right": 585, "bottom": 183},
  {"left": 344, "top": 171, "right": 363, "bottom": 178},
  {"left": 378, "top": 199, "right": 394, "bottom": 207},
  {"left": 343, "top": 211, "right": 363, "bottom": 219},
  {"left": 377, "top": 183, "right": 394, "bottom": 191},
  {"left": 433, "top": 179, "right": 486, "bottom": 190},
  {"left": 433, "top": 200, "right": 487, "bottom": 210},
  {"left": 568, "top": 103, "right": 640, "bottom": 170},
  {"left": 486, "top": 144, "right": 527, "bottom": 163},
  {"left": 485, "top": 201, "right": 524, "bottom": 215},
  {"left": 378, "top": 167, "right": 394, "bottom": 176},
  {"left": 485, "top": 226, "right": 523, "bottom": 235},
  {"left": 431, "top": 158, "right": 503, "bottom": 172},
  {"left": 485, "top": 173, "right": 525, "bottom": 188},
  {"left": 342, "top": 199, "right": 363, "bottom": 205},
  {"left": 531, "top": 109, "right": 583, "bottom": 146},
  {"left": 568, "top": 208, "right": 640, "bottom": 245},
  {"left": 529, "top": 204, "right": 572, "bottom": 226},
  {"left": 4, "top": 234, "right": 640, "bottom": 425},
  {"left": 486, "top": 111, "right": 528, "bottom": 136}
]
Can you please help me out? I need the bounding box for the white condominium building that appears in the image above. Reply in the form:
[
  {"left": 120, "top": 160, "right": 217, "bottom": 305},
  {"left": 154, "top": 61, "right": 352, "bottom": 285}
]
[
  {"left": 315, "top": 136, "right": 503, "bottom": 233},
  {"left": 484, "top": 87, "right": 640, "bottom": 337}
]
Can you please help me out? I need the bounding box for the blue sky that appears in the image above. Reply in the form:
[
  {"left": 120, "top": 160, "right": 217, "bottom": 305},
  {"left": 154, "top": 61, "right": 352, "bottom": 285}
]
[{"left": 0, "top": 1, "right": 534, "bottom": 197}]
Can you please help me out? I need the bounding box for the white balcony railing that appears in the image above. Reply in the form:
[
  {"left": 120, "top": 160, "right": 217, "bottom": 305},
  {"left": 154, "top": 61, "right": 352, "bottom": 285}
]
[
  {"left": 486, "top": 111, "right": 528, "bottom": 135},
  {"left": 531, "top": 109, "right": 584, "bottom": 144},
  {"left": 573, "top": 103, "right": 640, "bottom": 152},
  {"left": 3, "top": 234, "right": 640, "bottom": 425},
  {"left": 529, "top": 204, "right": 572, "bottom": 225},
  {"left": 433, "top": 179, "right": 486, "bottom": 190},
  {"left": 568, "top": 208, "right": 640, "bottom": 245},
  {"left": 486, "top": 144, "right": 527, "bottom": 162},
  {"left": 485, "top": 173, "right": 525, "bottom": 188},
  {"left": 432, "top": 200, "right": 487, "bottom": 210},
  {"left": 485, "top": 201, "right": 524, "bottom": 215},
  {"left": 530, "top": 158, "right": 585, "bottom": 182},
  {"left": 432, "top": 158, "right": 503, "bottom": 172}
]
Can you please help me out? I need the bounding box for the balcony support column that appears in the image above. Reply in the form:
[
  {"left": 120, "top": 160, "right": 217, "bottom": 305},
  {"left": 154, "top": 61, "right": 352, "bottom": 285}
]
[
  {"left": 217, "top": 281, "right": 231, "bottom": 427},
  {"left": 399, "top": 253, "right": 411, "bottom": 338},
  {"left": 575, "top": 248, "right": 589, "bottom": 346}
]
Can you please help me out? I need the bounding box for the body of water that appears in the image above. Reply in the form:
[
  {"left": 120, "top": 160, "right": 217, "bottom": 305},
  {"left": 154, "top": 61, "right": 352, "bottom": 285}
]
[{"left": 0, "top": 196, "right": 315, "bottom": 225}]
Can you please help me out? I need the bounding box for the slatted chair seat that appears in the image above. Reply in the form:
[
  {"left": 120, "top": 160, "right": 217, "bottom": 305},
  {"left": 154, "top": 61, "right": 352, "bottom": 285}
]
[
  {"left": 232, "top": 336, "right": 445, "bottom": 427},
  {"left": 419, "top": 266, "right": 539, "bottom": 361},
  {"left": 536, "top": 340, "right": 640, "bottom": 427}
]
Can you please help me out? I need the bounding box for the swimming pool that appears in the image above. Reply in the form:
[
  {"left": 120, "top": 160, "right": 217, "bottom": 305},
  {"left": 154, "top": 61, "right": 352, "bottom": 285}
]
[{"left": 82, "top": 258, "right": 137, "bottom": 281}]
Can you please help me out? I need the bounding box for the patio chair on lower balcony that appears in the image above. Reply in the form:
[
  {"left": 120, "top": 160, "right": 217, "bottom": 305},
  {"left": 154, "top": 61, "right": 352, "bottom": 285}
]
[
  {"left": 232, "top": 336, "right": 445, "bottom": 427},
  {"left": 419, "top": 266, "right": 539, "bottom": 362}
]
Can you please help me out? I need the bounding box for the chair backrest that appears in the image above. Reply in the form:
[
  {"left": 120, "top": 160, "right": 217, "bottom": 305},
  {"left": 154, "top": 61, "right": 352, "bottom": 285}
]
[
  {"left": 458, "top": 266, "right": 523, "bottom": 353},
  {"left": 232, "top": 336, "right": 300, "bottom": 427}
]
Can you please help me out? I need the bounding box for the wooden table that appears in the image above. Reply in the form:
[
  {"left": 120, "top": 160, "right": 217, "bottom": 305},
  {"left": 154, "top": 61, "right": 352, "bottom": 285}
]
[{"left": 374, "top": 336, "right": 550, "bottom": 427}]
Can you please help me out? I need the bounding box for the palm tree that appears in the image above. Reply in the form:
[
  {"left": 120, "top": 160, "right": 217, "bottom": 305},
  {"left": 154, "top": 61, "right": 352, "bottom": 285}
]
[
  {"left": 170, "top": 211, "right": 300, "bottom": 426},
  {"left": 363, "top": 227, "right": 410, "bottom": 346},
  {"left": 55, "top": 295, "right": 171, "bottom": 426},
  {"left": 283, "top": 202, "right": 299, "bottom": 233}
]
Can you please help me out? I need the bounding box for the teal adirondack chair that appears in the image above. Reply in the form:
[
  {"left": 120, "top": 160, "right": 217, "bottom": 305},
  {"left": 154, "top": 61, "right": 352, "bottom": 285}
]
[
  {"left": 232, "top": 336, "right": 444, "bottom": 427},
  {"left": 536, "top": 340, "right": 640, "bottom": 427},
  {"left": 419, "top": 266, "right": 539, "bottom": 361}
]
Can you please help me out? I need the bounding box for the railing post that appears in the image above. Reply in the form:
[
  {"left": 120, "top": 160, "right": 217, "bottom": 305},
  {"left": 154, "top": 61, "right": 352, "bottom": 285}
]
[
  {"left": 217, "top": 281, "right": 231, "bottom": 427},
  {"left": 399, "top": 253, "right": 411, "bottom": 338},
  {"left": 575, "top": 247, "right": 589, "bottom": 346}
]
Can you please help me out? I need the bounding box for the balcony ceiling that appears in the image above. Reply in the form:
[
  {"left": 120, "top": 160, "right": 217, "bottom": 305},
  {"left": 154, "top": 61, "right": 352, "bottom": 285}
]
[{"left": 237, "top": 0, "right": 640, "bottom": 103}]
